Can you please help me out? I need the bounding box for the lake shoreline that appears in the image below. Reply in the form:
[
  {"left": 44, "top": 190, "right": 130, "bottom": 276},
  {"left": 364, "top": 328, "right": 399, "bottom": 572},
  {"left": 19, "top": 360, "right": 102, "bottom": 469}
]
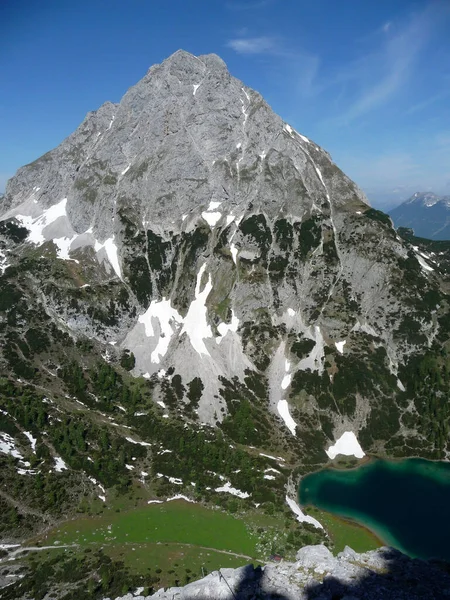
[
  {"left": 302, "top": 501, "right": 392, "bottom": 551},
  {"left": 298, "top": 457, "right": 450, "bottom": 561}
]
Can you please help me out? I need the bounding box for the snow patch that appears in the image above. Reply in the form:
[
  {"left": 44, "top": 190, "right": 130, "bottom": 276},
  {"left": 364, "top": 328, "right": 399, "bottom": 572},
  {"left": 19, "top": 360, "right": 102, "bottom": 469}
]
[
  {"left": 397, "top": 379, "right": 406, "bottom": 392},
  {"left": 230, "top": 243, "right": 238, "bottom": 264},
  {"left": 0, "top": 433, "right": 24, "bottom": 460},
  {"left": 277, "top": 400, "right": 296, "bottom": 435},
  {"left": 286, "top": 495, "right": 322, "bottom": 529},
  {"left": 202, "top": 211, "right": 222, "bottom": 227},
  {"left": 125, "top": 436, "right": 152, "bottom": 447},
  {"left": 281, "top": 374, "right": 291, "bottom": 390},
  {"left": 326, "top": 431, "right": 365, "bottom": 460},
  {"left": 416, "top": 254, "right": 434, "bottom": 272},
  {"left": 15, "top": 197, "right": 68, "bottom": 246},
  {"left": 265, "top": 467, "right": 281, "bottom": 475},
  {"left": 215, "top": 481, "right": 250, "bottom": 499},
  {"left": 216, "top": 311, "right": 239, "bottom": 343},
  {"left": 287, "top": 308, "right": 296, "bottom": 317},
  {"left": 193, "top": 83, "right": 200, "bottom": 95},
  {"left": 94, "top": 237, "right": 122, "bottom": 279},
  {"left": 138, "top": 298, "right": 183, "bottom": 363},
  {"left": 54, "top": 456, "right": 68, "bottom": 472},
  {"left": 167, "top": 494, "right": 196, "bottom": 503},
  {"left": 335, "top": 340, "right": 346, "bottom": 354},
  {"left": 259, "top": 453, "right": 285, "bottom": 462},
  {"left": 208, "top": 201, "right": 222, "bottom": 210},
  {"left": 23, "top": 431, "right": 37, "bottom": 452},
  {"left": 284, "top": 123, "right": 309, "bottom": 144},
  {"left": 168, "top": 476, "right": 183, "bottom": 485},
  {"left": 181, "top": 263, "right": 213, "bottom": 356},
  {"left": 0, "top": 247, "right": 10, "bottom": 273}
]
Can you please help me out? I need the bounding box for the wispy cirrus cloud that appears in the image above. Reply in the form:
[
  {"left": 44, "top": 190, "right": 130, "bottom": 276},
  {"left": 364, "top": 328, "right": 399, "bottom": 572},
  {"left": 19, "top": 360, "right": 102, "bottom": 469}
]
[
  {"left": 226, "top": 3, "right": 449, "bottom": 127},
  {"left": 405, "top": 91, "right": 449, "bottom": 116},
  {"left": 226, "top": 35, "right": 320, "bottom": 97},
  {"left": 227, "top": 36, "right": 278, "bottom": 55},
  {"left": 332, "top": 3, "right": 450, "bottom": 125}
]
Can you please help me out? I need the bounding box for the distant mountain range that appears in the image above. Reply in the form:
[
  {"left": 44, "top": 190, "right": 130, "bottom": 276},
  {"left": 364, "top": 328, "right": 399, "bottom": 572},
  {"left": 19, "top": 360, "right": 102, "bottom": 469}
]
[{"left": 389, "top": 192, "right": 450, "bottom": 240}]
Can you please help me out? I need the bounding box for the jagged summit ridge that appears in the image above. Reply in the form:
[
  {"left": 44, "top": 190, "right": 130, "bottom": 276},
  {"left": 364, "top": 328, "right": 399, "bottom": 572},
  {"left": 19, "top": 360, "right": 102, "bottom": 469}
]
[{"left": 2, "top": 49, "right": 365, "bottom": 242}]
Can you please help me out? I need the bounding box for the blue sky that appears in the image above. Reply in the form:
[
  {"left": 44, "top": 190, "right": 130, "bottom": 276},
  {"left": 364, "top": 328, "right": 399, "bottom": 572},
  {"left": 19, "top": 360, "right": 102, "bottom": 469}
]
[{"left": 1, "top": 0, "right": 449, "bottom": 209}]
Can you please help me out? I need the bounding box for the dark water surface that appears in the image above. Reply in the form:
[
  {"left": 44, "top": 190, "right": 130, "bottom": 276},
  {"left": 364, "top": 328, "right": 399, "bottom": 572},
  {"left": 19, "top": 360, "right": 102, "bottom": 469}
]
[{"left": 299, "top": 458, "right": 450, "bottom": 561}]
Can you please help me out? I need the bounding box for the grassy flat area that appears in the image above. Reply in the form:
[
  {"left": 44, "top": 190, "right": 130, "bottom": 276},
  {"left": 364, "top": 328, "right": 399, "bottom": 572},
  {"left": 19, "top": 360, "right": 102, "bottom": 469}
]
[
  {"left": 306, "top": 506, "right": 382, "bottom": 553},
  {"left": 38, "top": 500, "right": 258, "bottom": 556},
  {"left": 28, "top": 500, "right": 265, "bottom": 589}
]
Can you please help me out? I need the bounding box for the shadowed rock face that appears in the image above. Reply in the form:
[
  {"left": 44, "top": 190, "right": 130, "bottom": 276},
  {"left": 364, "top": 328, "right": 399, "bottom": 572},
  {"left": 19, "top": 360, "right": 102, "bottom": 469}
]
[
  {"left": 106, "top": 544, "right": 450, "bottom": 599},
  {"left": 1, "top": 50, "right": 449, "bottom": 460}
]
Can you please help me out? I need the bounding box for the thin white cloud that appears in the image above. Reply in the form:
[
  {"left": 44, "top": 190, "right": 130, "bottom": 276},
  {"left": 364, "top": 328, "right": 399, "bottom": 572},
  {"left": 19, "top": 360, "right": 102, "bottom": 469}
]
[
  {"left": 405, "top": 92, "right": 449, "bottom": 115},
  {"left": 334, "top": 15, "right": 428, "bottom": 124},
  {"left": 328, "top": 3, "right": 449, "bottom": 125},
  {"left": 226, "top": 35, "right": 320, "bottom": 97},
  {"left": 227, "top": 36, "right": 277, "bottom": 55}
]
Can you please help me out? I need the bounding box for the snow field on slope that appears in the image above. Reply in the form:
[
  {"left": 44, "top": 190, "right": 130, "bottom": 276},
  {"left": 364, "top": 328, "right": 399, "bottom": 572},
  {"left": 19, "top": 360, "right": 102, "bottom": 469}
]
[
  {"left": 326, "top": 431, "right": 365, "bottom": 460},
  {"left": 134, "top": 262, "right": 241, "bottom": 369},
  {"left": 285, "top": 495, "right": 323, "bottom": 529}
]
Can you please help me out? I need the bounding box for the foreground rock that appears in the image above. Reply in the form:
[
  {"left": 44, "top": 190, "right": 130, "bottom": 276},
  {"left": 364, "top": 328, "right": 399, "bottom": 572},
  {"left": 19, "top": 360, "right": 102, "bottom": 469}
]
[{"left": 106, "top": 544, "right": 450, "bottom": 600}]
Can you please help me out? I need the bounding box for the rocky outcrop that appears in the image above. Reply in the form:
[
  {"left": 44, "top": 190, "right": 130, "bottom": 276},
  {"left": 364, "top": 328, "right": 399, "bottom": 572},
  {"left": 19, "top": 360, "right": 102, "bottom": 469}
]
[{"left": 106, "top": 544, "right": 450, "bottom": 599}]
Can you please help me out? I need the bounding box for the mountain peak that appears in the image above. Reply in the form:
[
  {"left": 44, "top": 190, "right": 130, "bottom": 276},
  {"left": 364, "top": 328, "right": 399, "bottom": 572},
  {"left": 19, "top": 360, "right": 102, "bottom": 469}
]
[
  {"left": 407, "top": 192, "right": 441, "bottom": 207},
  {"left": 1, "top": 51, "right": 387, "bottom": 428},
  {"left": 390, "top": 191, "right": 450, "bottom": 239}
]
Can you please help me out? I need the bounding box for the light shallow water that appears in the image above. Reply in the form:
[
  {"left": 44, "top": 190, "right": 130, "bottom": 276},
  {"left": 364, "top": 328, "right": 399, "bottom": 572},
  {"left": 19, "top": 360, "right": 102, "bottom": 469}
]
[{"left": 299, "top": 458, "right": 450, "bottom": 561}]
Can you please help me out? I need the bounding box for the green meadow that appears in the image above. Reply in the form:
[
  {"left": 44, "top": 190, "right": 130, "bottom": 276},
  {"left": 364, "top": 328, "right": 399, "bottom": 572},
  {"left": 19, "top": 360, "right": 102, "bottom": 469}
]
[
  {"left": 40, "top": 500, "right": 258, "bottom": 557},
  {"left": 25, "top": 499, "right": 271, "bottom": 589},
  {"left": 306, "top": 506, "right": 382, "bottom": 553}
]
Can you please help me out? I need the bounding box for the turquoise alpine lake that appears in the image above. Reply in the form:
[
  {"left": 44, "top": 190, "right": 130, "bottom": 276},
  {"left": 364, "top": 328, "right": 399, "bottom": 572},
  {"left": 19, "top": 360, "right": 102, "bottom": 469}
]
[{"left": 299, "top": 458, "right": 450, "bottom": 561}]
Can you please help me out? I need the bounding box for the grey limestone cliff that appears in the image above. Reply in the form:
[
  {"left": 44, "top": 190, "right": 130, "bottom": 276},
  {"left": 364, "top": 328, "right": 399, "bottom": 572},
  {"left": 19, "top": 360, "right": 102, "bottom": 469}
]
[{"left": 105, "top": 544, "right": 450, "bottom": 599}]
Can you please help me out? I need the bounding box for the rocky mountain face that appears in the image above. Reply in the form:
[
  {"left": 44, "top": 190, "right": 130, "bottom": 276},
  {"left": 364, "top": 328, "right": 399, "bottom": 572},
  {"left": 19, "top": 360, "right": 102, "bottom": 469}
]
[
  {"left": 106, "top": 544, "right": 450, "bottom": 600},
  {"left": 1, "top": 50, "right": 450, "bottom": 551},
  {"left": 390, "top": 192, "right": 450, "bottom": 240}
]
